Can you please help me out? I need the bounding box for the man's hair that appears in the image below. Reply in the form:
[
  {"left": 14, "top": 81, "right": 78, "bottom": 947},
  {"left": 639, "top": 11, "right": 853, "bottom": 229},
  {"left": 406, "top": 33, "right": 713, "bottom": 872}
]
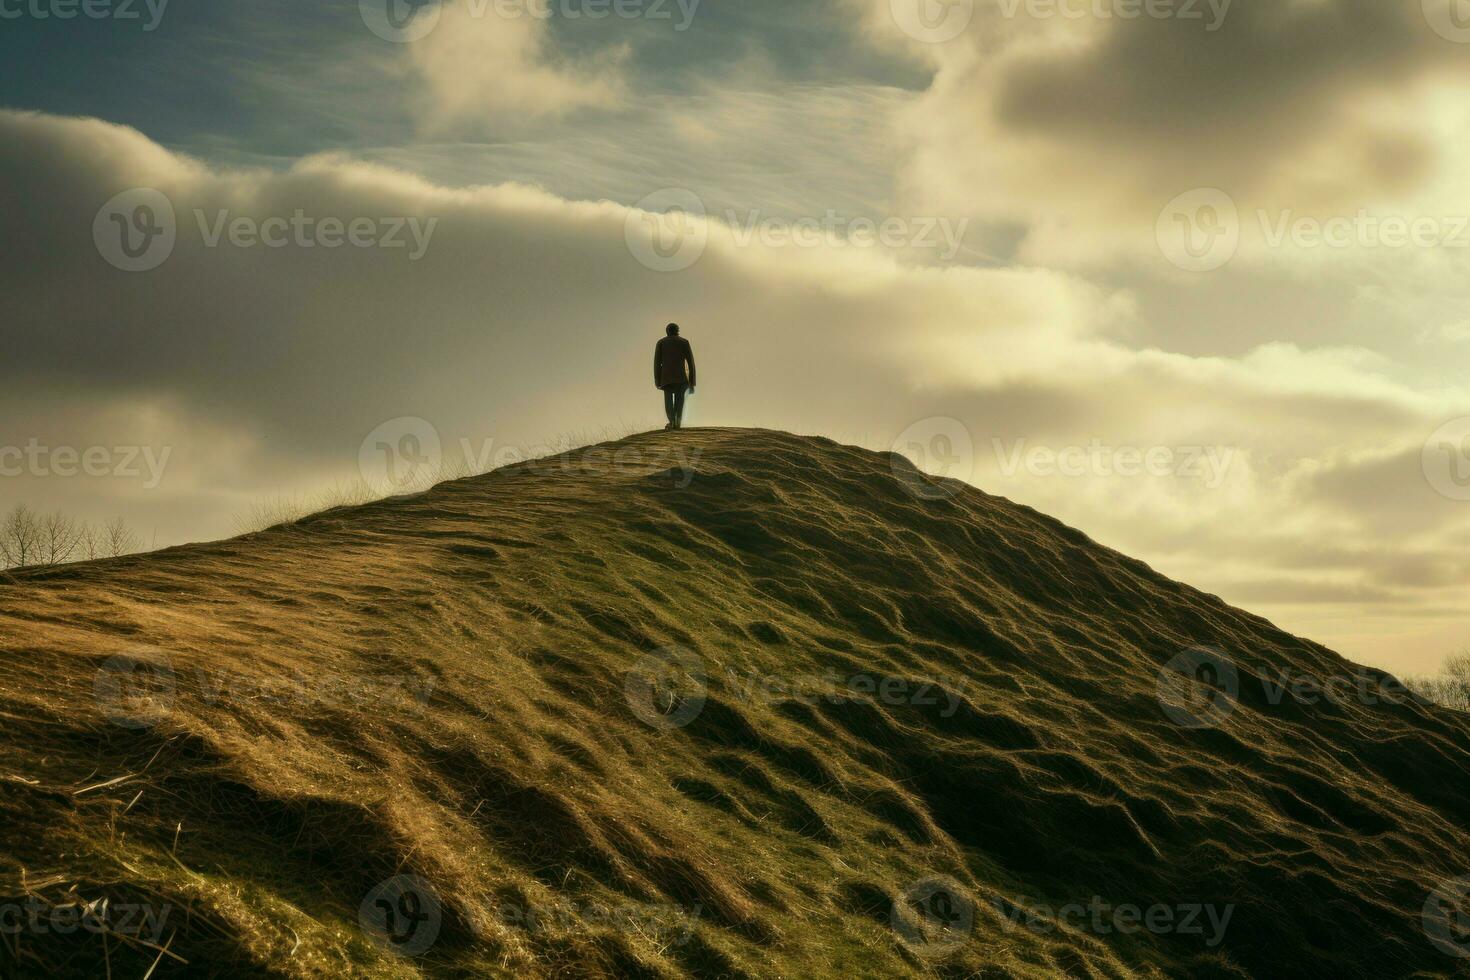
[{"left": 666, "top": 323, "right": 679, "bottom": 336}]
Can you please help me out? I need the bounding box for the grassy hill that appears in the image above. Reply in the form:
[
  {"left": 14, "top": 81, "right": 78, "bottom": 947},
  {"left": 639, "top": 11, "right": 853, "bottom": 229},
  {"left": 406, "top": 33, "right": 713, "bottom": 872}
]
[{"left": 2, "top": 428, "right": 1469, "bottom": 978}]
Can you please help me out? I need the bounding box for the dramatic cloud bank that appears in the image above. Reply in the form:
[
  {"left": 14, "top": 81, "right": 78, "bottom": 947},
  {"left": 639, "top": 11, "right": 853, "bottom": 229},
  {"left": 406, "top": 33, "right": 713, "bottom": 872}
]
[
  {"left": 5, "top": 104, "right": 1469, "bottom": 670},
  {"left": 860, "top": 0, "right": 1470, "bottom": 269}
]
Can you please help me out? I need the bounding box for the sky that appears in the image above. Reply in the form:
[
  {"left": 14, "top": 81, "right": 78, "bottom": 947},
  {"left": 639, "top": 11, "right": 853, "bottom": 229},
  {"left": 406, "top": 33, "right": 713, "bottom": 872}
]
[{"left": 3, "top": 0, "right": 1470, "bottom": 674}]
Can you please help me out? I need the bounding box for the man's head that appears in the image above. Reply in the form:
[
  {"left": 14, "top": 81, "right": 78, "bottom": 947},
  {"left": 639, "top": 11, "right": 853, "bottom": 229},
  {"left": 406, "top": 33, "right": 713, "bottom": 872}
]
[{"left": 666, "top": 323, "right": 679, "bottom": 336}]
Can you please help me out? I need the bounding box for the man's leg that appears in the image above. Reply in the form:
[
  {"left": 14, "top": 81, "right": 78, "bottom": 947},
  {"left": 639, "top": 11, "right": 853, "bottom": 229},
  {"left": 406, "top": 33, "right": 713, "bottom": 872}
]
[
  {"left": 663, "top": 388, "right": 676, "bottom": 427},
  {"left": 672, "top": 386, "right": 687, "bottom": 428}
]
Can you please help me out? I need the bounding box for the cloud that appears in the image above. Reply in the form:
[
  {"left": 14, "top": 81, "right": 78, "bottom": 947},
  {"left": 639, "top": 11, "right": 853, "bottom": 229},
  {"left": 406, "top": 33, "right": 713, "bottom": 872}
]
[
  {"left": 405, "top": 2, "right": 629, "bottom": 127},
  {"left": 856, "top": 0, "right": 1470, "bottom": 269}
]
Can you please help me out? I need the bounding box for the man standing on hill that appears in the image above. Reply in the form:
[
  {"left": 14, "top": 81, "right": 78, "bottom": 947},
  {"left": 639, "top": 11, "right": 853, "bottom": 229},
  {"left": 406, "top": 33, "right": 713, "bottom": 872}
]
[{"left": 654, "top": 323, "right": 696, "bottom": 430}]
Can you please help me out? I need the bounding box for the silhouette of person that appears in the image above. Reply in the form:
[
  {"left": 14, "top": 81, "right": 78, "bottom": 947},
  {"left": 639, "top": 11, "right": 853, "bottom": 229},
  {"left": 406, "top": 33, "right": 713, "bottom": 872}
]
[{"left": 654, "top": 323, "right": 696, "bottom": 430}]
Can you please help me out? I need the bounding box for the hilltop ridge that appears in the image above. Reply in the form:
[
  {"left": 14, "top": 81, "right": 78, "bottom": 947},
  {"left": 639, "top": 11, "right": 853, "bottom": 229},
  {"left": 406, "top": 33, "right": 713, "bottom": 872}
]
[{"left": 2, "top": 428, "right": 1469, "bottom": 978}]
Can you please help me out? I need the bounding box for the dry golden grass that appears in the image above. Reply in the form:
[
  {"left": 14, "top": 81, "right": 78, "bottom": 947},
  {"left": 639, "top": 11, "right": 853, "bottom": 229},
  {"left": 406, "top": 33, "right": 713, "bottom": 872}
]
[{"left": 1, "top": 428, "right": 1468, "bottom": 977}]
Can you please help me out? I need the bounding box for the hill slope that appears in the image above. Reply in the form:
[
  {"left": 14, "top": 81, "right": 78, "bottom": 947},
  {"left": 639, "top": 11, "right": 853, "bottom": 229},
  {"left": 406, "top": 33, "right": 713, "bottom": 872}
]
[{"left": 2, "top": 428, "right": 1469, "bottom": 978}]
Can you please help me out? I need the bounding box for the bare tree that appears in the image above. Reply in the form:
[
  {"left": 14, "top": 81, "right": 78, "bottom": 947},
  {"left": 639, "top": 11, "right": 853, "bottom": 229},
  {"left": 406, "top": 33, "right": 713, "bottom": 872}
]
[
  {"left": 0, "top": 505, "right": 40, "bottom": 568},
  {"left": 79, "top": 523, "right": 99, "bottom": 561},
  {"left": 101, "top": 517, "right": 139, "bottom": 558},
  {"left": 1404, "top": 652, "right": 1470, "bottom": 712},
  {"left": 0, "top": 506, "right": 140, "bottom": 569},
  {"left": 38, "top": 511, "right": 84, "bottom": 565}
]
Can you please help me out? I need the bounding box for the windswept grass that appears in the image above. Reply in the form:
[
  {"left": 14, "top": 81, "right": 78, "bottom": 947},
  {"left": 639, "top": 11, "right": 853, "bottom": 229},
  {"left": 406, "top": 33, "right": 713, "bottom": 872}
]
[{"left": 1, "top": 429, "right": 1468, "bottom": 977}]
